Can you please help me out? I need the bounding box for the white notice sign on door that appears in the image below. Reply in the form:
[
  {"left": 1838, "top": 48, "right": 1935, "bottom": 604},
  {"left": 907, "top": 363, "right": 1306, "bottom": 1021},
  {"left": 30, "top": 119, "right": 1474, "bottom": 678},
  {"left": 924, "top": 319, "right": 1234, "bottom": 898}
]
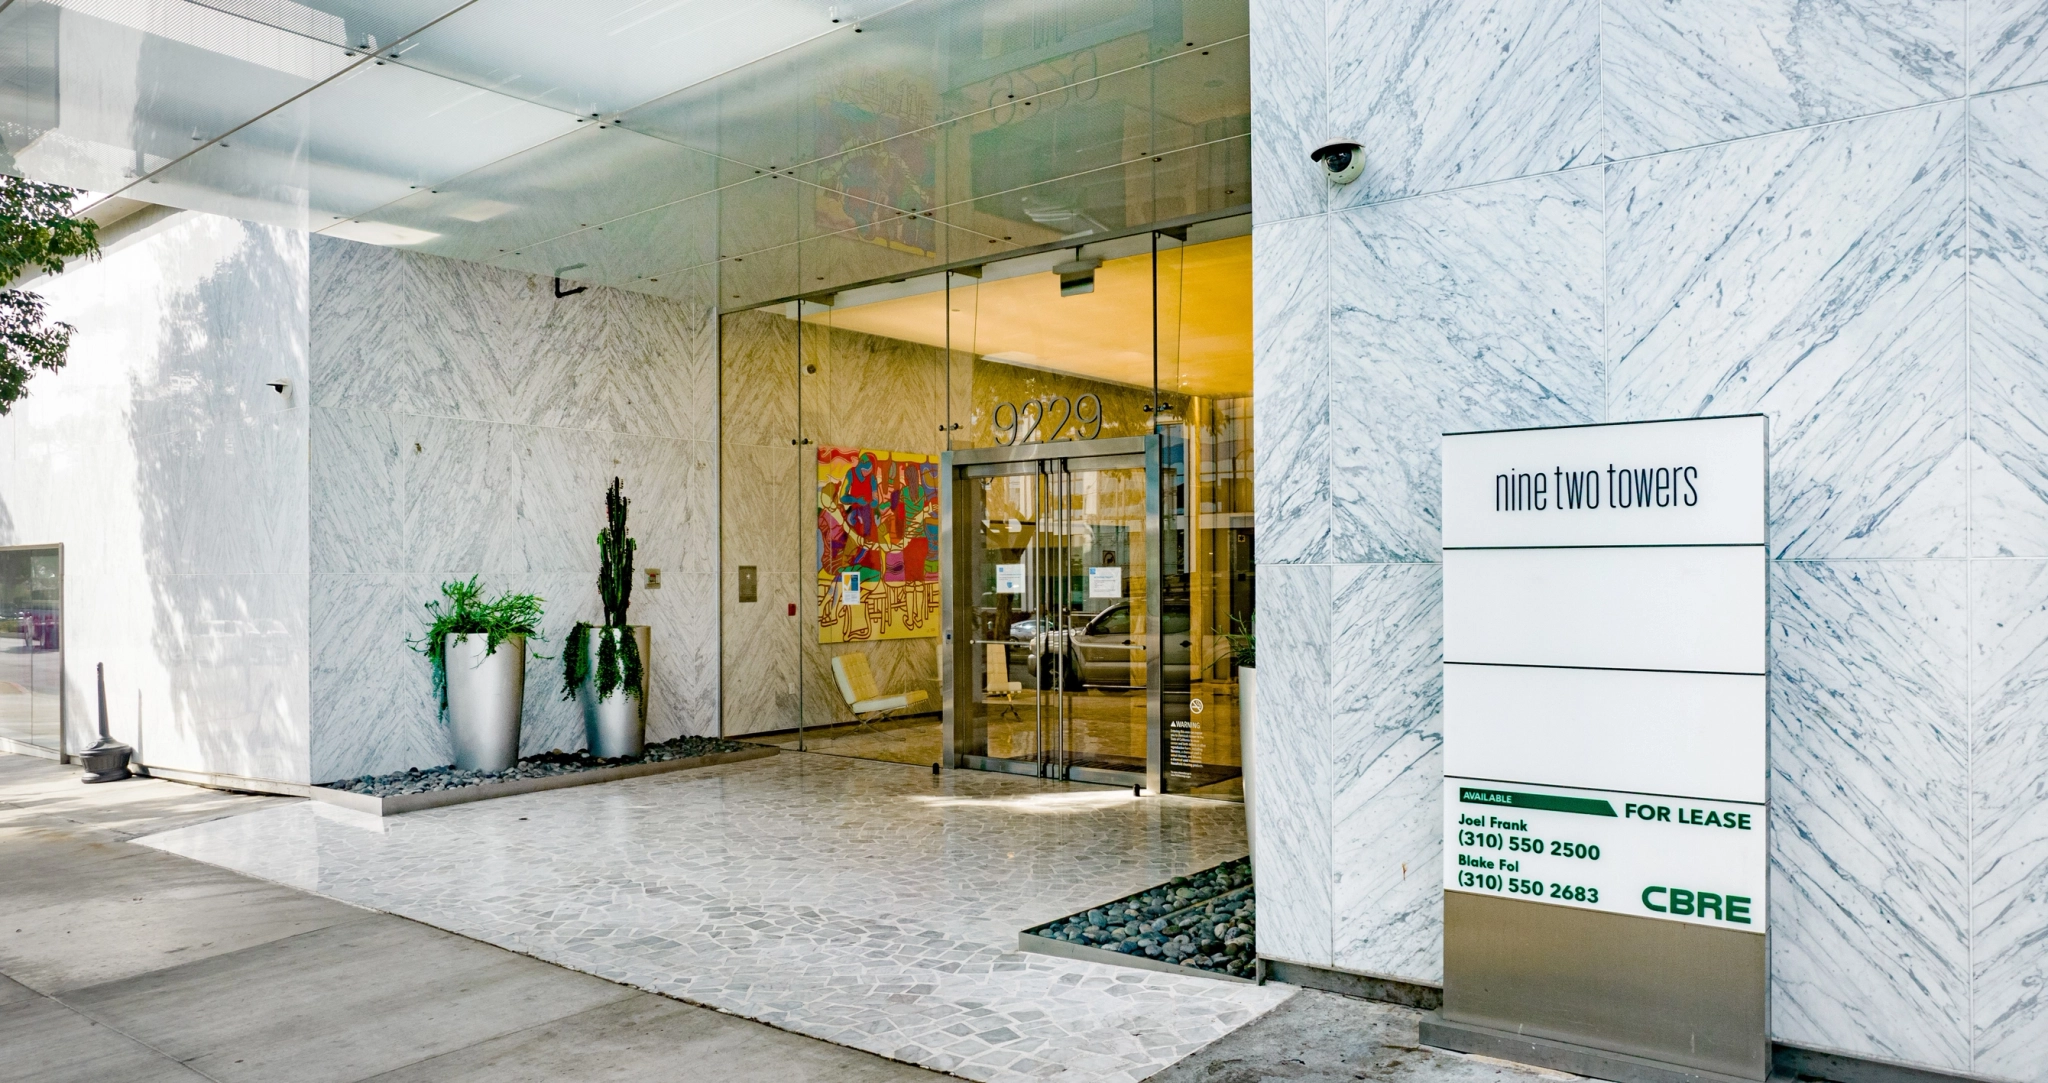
[
  {"left": 1088, "top": 565, "right": 1122, "bottom": 599},
  {"left": 994, "top": 563, "right": 1025, "bottom": 594}
]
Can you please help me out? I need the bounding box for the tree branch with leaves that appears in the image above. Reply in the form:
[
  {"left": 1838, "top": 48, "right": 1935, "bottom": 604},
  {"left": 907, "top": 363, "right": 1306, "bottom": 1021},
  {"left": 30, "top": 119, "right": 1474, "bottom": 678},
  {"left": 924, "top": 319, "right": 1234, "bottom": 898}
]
[{"left": 0, "top": 177, "right": 100, "bottom": 415}]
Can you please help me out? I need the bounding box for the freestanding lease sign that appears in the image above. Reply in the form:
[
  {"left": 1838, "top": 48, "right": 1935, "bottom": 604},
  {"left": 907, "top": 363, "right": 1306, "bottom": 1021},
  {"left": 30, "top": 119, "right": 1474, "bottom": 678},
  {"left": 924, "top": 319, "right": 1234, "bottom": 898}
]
[{"left": 1425, "top": 416, "right": 1769, "bottom": 1083}]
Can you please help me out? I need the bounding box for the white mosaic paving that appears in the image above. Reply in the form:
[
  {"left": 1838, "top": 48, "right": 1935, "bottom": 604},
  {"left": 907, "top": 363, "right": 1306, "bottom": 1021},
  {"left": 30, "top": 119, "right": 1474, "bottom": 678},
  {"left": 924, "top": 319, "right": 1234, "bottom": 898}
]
[{"left": 136, "top": 752, "right": 1292, "bottom": 1082}]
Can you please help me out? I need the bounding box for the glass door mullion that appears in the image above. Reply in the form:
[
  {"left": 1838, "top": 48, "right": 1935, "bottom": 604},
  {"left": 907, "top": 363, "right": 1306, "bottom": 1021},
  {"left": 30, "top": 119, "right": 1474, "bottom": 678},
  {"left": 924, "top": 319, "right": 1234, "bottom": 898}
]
[{"left": 1055, "top": 460, "right": 1071, "bottom": 781}]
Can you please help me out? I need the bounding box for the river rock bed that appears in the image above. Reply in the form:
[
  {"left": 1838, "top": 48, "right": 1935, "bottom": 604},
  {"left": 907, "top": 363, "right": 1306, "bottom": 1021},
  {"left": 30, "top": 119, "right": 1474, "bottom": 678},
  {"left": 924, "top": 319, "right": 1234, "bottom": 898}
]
[
  {"left": 319, "top": 735, "right": 753, "bottom": 797},
  {"left": 1027, "top": 857, "right": 1256, "bottom": 978}
]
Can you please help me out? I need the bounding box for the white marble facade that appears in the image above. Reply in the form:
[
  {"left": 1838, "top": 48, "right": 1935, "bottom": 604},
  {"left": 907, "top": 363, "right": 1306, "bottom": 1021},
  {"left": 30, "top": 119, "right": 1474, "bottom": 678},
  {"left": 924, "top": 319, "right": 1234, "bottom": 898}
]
[
  {"left": 0, "top": 213, "right": 312, "bottom": 785},
  {"left": 308, "top": 237, "right": 720, "bottom": 782},
  {"left": 1249, "top": 1, "right": 2048, "bottom": 1078}
]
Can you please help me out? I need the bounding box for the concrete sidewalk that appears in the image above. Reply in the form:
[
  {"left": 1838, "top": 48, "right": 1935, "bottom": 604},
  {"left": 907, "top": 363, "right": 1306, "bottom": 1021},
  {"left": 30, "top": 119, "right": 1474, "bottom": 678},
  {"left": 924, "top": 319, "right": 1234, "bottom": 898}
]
[
  {"left": 0, "top": 754, "right": 946, "bottom": 1083},
  {"left": 1, "top": 752, "right": 1570, "bottom": 1083}
]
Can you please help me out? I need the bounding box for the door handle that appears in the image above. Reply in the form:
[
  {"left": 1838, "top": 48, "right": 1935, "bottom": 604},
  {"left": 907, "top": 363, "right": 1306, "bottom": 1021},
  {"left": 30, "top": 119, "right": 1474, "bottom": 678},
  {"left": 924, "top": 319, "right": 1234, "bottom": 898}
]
[
  {"left": 1121, "top": 640, "right": 1132, "bottom": 645},
  {"left": 1178, "top": 640, "right": 1191, "bottom": 647}
]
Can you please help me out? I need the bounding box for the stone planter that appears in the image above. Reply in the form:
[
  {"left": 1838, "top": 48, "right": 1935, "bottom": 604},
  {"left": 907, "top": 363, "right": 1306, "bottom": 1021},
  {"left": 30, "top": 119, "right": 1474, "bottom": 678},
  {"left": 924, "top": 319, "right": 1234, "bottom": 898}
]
[
  {"left": 1239, "top": 666, "right": 1257, "bottom": 874},
  {"left": 579, "top": 625, "right": 650, "bottom": 758},
  {"left": 445, "top": 632, "right": 525, "bottom": 771}
]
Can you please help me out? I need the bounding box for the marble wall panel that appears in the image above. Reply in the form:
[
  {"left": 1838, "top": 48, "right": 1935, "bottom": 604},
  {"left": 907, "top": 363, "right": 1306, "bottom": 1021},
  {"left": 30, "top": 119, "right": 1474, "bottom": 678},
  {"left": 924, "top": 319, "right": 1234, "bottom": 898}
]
[
  {"left": 1252, "top": 215, "right": 1330, "bottom": 565},
  {"left": 309, "top": 407, "right": 402, "bottom": 574},
  {"left": 1768, "top": 560, "right": 1970, "bottom": 1071},
  {"left": 396, "top": 422, "right": 708, "bottom": 580},
  {"left": 1325, "top": 0, "right": 1600, "bottom": 206},
  {"left": 1328, "top": 169, "right": 1603, "bottom": 563},
  {"left": 1329, "top": 562, "right": 1444, "bottom": 985},
  {"left": 309, "top": 236, "right": 555, "bottom": 420},
  {"left": 1969, "top": 86, "right": 2048, "bottom": 557},
  {"left": 1969, "top": 558, "right": 2048, "bottom": 1081},
  {"left": 525, "top": 290, "right": 716, "bottom": 440},
  {"left": 1250, "top": 0, "right": 1326, "bottom": 223},
  {"left": 309, "top": 572, "right": 445, "bottom": 782},
  {"left": 721, "top": 441, "right": 804, "bottom": 736},
  {"left": 1603, "top": 0, "right": 1964, "bottom": 160},
  {"left": 634, "top": 573, "right": 721, "bottom": 741},
  {"left": 400, "top": 415, "right": 592, "bottom": 577},
  {"left": 581, "top": 429, "right": 718, "bottom": 579},
  {"left": 799, "top": 321, "right": 947, "bottom": 456},
  {"left": 720, "top": 309, "right": 798, "bottom": 449},
  {"left": 1607, "top": 104, "right": 1967, "bottom": 560},
  {"left": 1972, "top": 0, "right": 2048, "bottom": 93},
  {"left": 515, "top": 570, "right": 618, "bottom": 758},
  {"left": 309, "top": 237, "right": 713, "bottom": 440},
  {"left": 1249, "top": 562, "right": 1333, "bottom": 967}
]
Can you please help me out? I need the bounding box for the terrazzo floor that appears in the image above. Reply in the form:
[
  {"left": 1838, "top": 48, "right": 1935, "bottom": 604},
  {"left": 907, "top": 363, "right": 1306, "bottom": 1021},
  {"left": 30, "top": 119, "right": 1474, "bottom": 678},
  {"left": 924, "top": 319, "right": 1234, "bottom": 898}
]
[{"left": 136, "top": 751, "right": 1293, "bottom": 1082}]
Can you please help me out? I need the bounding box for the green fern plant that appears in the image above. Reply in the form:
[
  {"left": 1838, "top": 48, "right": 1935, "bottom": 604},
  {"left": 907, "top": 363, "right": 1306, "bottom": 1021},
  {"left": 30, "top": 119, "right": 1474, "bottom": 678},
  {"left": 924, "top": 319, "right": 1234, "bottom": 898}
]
[
  {"left": 563, "top": 477, "right": 643, "bottom": 701},
  {"left": 408, "top": 577, "right": 545, "bottom": 715}
]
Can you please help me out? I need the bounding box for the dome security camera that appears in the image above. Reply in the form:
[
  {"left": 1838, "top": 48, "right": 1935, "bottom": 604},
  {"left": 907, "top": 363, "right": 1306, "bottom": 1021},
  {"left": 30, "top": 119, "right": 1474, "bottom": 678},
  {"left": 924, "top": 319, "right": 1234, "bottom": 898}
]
[{"left": 1311, "top": 140, "right": 1365, "bottom": 185}]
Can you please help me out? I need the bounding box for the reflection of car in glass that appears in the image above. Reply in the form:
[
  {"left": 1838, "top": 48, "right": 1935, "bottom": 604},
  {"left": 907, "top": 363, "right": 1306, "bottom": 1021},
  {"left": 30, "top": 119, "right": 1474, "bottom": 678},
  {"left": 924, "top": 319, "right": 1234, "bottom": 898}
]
[{"left": 1028, "top": 601, "right": 1191, "bottom": 689}]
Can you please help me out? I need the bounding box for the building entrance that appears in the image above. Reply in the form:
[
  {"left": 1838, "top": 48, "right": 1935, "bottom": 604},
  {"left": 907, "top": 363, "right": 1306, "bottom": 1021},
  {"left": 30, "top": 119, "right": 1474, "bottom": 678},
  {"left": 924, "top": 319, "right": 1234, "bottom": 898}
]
[
  {"left": 718, "top": 221, "right": 1254, "bottom": 798},
  {"left": 943, "top": 437, "right": 1168, "bottom": 791},
  {"left": 940, "top": 432, "right": 1245, "bottom": 797}
]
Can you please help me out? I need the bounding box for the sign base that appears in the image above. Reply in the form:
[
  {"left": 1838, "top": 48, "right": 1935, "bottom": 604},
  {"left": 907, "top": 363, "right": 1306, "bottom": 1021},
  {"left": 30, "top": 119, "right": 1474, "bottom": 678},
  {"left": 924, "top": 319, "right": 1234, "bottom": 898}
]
[
  {"left": 1419, "top": 1014, "right": 1772, "bottom": 1083},
  {"left": 1443, "top": 891, "right": 1767, "bottom": 1079}
]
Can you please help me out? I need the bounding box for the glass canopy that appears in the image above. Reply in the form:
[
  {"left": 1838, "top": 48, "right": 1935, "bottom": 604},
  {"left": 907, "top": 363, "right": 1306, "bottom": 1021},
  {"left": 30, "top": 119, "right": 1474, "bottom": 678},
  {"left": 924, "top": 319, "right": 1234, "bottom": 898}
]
[{"left": 1, "top": 0, "right": 1249, "bottom": 309}]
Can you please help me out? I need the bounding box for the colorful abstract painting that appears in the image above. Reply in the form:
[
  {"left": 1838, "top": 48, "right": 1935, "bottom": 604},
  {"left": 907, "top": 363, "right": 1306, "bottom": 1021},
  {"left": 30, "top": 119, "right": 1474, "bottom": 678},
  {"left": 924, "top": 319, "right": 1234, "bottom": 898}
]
[{"left": 817, "top": 446, "right": 940, "bottom": 643}]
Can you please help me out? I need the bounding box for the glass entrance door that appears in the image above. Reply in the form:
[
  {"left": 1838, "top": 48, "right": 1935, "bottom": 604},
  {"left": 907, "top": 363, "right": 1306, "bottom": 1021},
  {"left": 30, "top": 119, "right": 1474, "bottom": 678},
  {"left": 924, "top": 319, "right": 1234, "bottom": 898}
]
[
  {"left": 942, "top": 437, "right": 1167, "bottom": 790},
  {"left": 0, "top": 545, "right": 63, "bottom": 756}
]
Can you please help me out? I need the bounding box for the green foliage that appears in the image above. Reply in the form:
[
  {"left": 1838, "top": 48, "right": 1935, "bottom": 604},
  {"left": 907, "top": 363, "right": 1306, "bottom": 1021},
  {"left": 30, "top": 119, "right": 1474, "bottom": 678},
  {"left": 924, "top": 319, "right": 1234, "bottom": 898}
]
[
  {"left": 598, "top": 476, "right": 635, "bottom": 626},
  {"left": 562, "top": 478, "right": 643, "bottom": 701},
  {"left": 408, "top": 577, "right": 545, "bottom": 715},
  {"left": 0, "top": 177, "right": 100, "bottom": 415},
  {"left": 562, "top": 622, "right": 643, "bottom": 702},
  {"left": 1225, "top": 614, "right": 1255, "bottom": 669}
]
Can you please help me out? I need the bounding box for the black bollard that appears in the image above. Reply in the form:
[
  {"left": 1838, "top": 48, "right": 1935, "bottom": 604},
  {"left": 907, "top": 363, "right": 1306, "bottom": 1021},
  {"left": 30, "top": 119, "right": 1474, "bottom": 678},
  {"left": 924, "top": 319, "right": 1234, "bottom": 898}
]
[{"left": 79, "top": 663, "right": 133, "bottom": 784}]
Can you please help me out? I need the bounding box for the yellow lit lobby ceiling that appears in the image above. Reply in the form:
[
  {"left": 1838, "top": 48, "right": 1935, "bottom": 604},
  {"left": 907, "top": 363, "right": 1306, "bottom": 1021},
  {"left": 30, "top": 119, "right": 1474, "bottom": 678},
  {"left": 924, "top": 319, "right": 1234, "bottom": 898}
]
[{"left": 809, "top": 235, "right": 1252, "bottom": 399}]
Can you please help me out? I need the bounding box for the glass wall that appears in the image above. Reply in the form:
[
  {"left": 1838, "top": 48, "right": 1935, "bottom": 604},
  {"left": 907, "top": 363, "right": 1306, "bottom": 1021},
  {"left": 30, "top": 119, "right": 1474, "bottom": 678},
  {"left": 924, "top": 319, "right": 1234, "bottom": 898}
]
[
  {"left": 0, "top": 545, "right": 63, "bottom": 754},
  {"left": 717, "top": 218, "right": 1250, "bottom": 794}
]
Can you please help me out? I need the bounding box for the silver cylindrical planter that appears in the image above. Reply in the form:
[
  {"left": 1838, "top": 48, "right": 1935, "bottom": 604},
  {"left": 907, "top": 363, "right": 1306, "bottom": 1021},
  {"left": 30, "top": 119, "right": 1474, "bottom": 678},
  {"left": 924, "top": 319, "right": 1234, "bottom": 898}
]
[
  {"left": 445, "top": 632, "right": 525, "bottom": 771},
  {"left": 1239, "top": 666, "right": 1257, "bottom": 876},
  {"left": 580, "top": 625, "right": 649, "bottom": 758}
]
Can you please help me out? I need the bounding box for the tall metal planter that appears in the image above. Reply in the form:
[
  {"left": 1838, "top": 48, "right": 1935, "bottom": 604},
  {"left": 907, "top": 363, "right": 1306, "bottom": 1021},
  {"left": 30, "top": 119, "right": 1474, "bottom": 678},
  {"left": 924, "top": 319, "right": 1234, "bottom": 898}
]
[
  {"left": 579, "top": 625, "right": 649, "bottom": 758},
  {"left": 446, "top": 632, "right": 525, "bottom": 771},
  {"left": 1239, "top": 666, "right": 1258, "bottom": 875}
]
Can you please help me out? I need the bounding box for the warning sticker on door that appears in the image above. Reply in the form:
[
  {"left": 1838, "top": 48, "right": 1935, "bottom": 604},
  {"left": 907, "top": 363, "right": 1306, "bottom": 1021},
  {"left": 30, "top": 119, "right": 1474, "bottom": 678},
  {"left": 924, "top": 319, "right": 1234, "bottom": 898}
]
[{"left": 1088, "top": 566, "right": 1122, "bottom": 599}]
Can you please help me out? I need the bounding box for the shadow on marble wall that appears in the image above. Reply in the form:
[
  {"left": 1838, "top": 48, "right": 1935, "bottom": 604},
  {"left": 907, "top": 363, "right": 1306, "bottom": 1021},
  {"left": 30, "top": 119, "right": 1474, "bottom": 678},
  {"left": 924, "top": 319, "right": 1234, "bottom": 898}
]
[{"left": 127, "top": 221, "right": 311, "bottom": 784}]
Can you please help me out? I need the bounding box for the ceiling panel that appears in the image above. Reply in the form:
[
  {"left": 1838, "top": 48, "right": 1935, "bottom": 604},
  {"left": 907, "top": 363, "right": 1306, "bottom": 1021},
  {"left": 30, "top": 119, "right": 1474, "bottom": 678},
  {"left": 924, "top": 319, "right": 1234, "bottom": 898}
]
[{"left": 17, "top": 0, "right": 1249, "bottom": 309}]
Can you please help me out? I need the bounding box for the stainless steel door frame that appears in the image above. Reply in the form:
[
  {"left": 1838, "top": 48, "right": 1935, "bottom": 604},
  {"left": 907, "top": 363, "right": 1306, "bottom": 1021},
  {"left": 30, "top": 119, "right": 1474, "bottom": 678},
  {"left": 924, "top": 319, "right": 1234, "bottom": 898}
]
[{"left": 940, "top": 437, "right": 1163, "bottom": 791}]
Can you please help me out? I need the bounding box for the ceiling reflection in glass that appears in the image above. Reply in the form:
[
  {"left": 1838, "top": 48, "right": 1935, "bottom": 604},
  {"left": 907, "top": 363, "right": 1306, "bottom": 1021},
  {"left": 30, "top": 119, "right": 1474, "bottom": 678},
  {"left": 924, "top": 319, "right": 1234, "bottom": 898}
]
[{"left": 2, "top": 0, "right": 1248, "bottom": 309}]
